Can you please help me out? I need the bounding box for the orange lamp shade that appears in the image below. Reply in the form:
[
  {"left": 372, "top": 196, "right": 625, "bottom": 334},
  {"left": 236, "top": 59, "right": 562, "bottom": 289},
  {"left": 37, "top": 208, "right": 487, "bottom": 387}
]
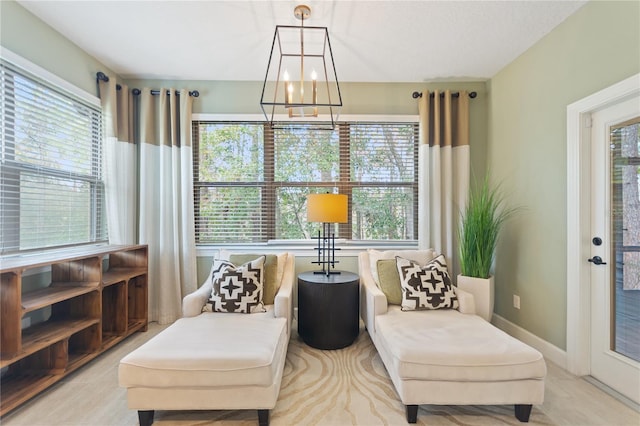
[{"left": 307, "top": 193, "right": 348, "bottom": 224}]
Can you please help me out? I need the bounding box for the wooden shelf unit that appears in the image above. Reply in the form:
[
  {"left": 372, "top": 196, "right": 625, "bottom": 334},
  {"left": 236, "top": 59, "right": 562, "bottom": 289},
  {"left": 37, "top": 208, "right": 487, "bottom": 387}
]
[{"left": 0, "top": 244, "right": 148, "bottom": 416}]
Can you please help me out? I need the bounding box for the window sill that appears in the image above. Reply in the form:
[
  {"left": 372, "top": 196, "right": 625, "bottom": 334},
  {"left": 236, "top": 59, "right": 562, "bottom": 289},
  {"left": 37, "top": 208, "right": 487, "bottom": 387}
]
[{"left": 196, "top": 240, "right": 419, "bottom": 258}]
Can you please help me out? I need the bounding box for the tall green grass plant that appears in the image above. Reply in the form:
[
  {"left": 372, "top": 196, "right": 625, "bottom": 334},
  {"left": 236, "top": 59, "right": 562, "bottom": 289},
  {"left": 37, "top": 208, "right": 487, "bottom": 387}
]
[{"left": 458, "top": 176, "right": 517, "bottom": 279}]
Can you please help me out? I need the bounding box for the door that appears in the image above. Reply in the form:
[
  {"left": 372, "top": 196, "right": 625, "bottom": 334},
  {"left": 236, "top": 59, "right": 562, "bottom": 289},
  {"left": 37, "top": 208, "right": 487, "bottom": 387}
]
[{"left": 590, "top": 95, "right": 640, "bottom": 404}]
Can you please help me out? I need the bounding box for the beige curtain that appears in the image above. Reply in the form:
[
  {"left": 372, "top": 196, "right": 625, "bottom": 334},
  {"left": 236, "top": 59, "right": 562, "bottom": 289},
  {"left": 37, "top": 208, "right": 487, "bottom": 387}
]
[
  {"left": 138, "top": 88, "right": 197, "bottom": 324},
  {"left": 418, "top": 90, "right": 470, "bottom": 277},
  {"left": 98, "top": 78, "right": 137, "bottom": 244}
]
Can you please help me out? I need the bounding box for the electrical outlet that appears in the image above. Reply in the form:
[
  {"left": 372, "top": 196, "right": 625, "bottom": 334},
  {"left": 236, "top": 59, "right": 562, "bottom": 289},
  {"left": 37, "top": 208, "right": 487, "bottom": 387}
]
[{"left": 513, "top": 295, "right": 521, "bottom": 310}]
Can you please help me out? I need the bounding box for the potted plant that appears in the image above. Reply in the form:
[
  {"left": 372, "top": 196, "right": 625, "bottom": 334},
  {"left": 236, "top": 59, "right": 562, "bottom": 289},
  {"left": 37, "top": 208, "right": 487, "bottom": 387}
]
[{"left": 457, "top": 175, "right": 516, "bottom": 322}]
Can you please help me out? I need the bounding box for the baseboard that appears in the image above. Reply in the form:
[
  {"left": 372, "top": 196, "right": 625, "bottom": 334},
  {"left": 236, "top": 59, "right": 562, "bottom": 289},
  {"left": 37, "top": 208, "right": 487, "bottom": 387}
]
[{"left": 492, "top": 314, "right": 567, "bottom": 369}]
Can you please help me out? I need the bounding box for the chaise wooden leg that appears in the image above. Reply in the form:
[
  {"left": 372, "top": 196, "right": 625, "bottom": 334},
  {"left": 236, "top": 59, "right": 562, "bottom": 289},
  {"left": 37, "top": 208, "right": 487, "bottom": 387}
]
[
  {"left": 137, "top": 410, "right": 154, "bottom": 426},
  {"left": 258, "top": 409, "right": 269, "bottom": 426},
  {"left": 515, "top": 404, "right": 532, "bottom": 422},
  {"left": 406, "top": 404, "right": 418, "bottom": 423}
]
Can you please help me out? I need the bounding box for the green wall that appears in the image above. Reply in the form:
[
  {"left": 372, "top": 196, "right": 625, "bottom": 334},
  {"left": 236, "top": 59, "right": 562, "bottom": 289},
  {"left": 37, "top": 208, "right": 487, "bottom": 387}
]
[
  {"left": 0, "top": 0, "right": 118, "bottom": 95},
  {"left": 487, "top": 0, "right": 640, "bottom": 349}
]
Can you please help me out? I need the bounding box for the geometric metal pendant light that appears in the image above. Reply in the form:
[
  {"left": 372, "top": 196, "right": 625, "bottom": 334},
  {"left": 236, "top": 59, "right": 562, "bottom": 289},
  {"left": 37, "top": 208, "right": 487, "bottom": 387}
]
[{"left": 260, "top": 4, "right": 342, "bottom": 130}]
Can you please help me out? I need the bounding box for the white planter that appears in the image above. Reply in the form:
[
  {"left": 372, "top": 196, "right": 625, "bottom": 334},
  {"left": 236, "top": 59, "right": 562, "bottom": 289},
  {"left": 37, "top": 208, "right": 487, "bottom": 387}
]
[{"left": 457, "top": 274, "right": 495, "bottom": 322}]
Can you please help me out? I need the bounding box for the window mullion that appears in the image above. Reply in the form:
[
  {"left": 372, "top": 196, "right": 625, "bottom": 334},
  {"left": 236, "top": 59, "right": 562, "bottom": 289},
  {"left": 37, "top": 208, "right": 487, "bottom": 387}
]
[
  {"left": 264, "top": 124, "right": 275, "bottom": 241},
  {"left": 192, "top": 122, "right": 202, "bottom": 244},
  {"left": 412, "top": 123, "right": 419, "bottom": 240},
  {"left": 338, "top": 123, "right": 351, "bottom": 240}
]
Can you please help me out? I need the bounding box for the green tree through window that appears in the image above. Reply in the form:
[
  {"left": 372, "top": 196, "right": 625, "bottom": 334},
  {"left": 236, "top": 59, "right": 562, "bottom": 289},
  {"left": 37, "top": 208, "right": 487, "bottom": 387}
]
[{"left": 193, "top": 121, "right": 418, "bottom": 243}]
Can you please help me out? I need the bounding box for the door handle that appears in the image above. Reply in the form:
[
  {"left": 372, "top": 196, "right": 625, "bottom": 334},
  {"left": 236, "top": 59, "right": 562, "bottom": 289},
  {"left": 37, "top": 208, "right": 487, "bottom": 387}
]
[{"left": 588, "top": 256, "right": 607, "bottom": 265}]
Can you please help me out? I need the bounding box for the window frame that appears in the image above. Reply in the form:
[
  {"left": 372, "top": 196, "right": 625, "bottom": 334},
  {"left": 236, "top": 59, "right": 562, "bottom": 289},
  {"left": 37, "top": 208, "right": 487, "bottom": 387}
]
[
  {"left": 0, "top": 48, "right": 106, "bottom": 255},
  {"left": 192, "top": 114, "right": 419, "bottom": 250}
]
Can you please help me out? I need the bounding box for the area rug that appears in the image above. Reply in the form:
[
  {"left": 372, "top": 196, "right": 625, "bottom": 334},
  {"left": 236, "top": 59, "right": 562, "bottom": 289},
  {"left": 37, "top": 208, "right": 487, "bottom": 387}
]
[{"left": 151, "top": 326, "right": 553, "bottom": 425}]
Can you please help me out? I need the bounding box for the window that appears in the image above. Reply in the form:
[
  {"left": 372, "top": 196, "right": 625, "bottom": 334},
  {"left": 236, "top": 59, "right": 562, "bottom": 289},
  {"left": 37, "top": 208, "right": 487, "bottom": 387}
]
[
  {"left": 0, "top": 57, "right": 106, "bottom": 254},
  {"left": 193, "top": 121, "right": 418, "bottom": 244}
]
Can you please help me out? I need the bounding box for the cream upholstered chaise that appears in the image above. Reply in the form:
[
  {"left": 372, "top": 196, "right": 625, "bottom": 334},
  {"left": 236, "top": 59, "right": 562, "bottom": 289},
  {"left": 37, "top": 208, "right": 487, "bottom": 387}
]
[
  {"left": 359, "top": 249, "right": 546, "bottom": 423},
  {"left": 119, "top": 252, "right": 294, "bottom": 426}
]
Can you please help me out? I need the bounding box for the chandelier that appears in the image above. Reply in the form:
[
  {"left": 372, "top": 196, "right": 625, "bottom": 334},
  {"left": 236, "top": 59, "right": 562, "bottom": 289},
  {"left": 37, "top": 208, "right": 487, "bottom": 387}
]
[{"left": 260, "top": 4, "right": 342, "bottom": 130}]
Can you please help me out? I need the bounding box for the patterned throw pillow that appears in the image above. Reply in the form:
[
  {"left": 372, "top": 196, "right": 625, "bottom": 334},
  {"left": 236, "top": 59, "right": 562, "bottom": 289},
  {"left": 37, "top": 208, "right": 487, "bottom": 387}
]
[
  {"left": 208, "top": 256, "right": 266, "bottom": 313},
  {"left": 229, "top": 254, "right": 280, "bottom": 305},
  {"left": 396, "top": 255, "right": 459, "bottom": 311}
]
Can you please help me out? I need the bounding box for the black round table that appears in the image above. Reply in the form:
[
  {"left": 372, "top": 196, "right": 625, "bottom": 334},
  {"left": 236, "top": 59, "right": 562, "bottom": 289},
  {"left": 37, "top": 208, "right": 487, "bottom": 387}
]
[{"left": 297, "top": 271, "right": 359, "bottom": 350}]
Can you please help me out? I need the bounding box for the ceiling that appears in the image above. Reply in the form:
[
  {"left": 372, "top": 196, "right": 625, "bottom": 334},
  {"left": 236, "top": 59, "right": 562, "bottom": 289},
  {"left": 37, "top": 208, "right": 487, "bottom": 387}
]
[{"left": 17, "top": 0, "right": 587, "bottom": 83}]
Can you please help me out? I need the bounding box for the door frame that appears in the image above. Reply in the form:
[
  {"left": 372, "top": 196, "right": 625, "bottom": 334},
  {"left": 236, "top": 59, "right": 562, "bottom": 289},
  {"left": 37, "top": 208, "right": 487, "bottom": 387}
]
[{"left": 566, "top": 73, "right": 640, "bottom": 375}]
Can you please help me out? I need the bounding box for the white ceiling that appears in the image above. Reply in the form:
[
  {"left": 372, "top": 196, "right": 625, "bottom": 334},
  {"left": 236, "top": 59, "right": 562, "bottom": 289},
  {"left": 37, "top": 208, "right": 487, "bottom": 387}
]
[{"left": 17, "top": 0, "right": 587, "bottom": 83}]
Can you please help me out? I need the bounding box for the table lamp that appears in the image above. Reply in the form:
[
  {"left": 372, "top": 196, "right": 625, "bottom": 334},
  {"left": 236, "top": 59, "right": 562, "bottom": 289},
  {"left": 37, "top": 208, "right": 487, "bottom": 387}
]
[{"left": 307, "top": 193, "right": 348, "bottom": 276}]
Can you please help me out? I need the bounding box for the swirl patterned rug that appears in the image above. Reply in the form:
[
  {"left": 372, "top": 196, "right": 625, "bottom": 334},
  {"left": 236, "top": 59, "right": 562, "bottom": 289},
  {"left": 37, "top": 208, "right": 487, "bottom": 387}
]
[{"left": 151, "top": 325, "right": 553, "bottom": 426}]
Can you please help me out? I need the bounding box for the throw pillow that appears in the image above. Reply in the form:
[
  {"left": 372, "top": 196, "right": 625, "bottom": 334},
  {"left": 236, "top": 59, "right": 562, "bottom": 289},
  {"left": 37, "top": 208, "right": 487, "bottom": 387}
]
[
  {"left": 396, "top": 255, "right": 459, "bottom": 311},
  {"left": 219, "top": 251, "right": 288, "bottom": 305},
  {"left": 208, "top": 256, "right": 267, "bottom": 313},
  {"left": 229, "top": 254, "right": 280, "bottom": 305},
  {"left": 376, "top": 259, "right": 402, "bottom": 305},
  {"left": 368, "top": 249, "right": 437, "bottom": 286}
]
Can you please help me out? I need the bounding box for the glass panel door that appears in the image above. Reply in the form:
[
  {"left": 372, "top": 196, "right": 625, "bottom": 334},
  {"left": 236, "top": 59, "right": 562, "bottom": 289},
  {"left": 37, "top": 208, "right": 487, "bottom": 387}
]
[{"left": 611, "top": 118, "right": 640, "bottom": 363}]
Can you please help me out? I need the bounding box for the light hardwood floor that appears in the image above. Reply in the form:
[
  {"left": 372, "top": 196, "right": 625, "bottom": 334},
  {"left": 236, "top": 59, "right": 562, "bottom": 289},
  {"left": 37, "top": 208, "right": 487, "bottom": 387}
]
[{"left": 2, "top": 322, "right": 639, "bottom": 426}]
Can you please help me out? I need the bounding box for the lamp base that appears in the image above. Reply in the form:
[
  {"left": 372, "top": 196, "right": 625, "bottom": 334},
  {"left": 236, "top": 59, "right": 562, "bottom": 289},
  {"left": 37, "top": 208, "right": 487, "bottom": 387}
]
[{"left": 311, "top": 224, "right": 341, "bottom": 278}]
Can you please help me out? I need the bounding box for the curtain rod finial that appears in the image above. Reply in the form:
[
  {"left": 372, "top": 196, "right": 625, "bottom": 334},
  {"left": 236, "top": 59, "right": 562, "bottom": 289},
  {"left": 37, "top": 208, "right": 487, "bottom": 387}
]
[
  {"left": 412, "top": 91, "right": 422, "bottom": 99},
  {"left": 96, "top": 71, "right": 109, "bottom": 82}
]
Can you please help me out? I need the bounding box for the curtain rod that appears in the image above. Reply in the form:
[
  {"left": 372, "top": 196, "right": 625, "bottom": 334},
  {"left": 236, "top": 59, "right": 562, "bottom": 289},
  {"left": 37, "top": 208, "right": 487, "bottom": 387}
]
[
  {"left": 411, "top": 91, "right": 477, "bottom": 99},
  {"left": 96, "top": 72, "right": 200, "bottom": 97}
]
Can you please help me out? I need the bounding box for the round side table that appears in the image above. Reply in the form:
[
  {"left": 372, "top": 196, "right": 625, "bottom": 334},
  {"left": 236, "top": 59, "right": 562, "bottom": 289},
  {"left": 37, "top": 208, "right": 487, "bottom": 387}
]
[{"left": 297, "top": 271, "right": 359, "bottom": 350}]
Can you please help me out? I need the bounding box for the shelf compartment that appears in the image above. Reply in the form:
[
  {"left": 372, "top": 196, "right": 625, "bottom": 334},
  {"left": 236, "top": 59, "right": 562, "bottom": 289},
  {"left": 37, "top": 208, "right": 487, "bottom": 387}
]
[
  {"left": 69, "top": 323, "right": 101, "bottom": 356},
  {"left": 102, "top": 268, "right": 146, "bottom": 287},
  {"left": 51, "top": 257, "right": 101, "bottom": 285},
  {"left": 128, "top": 275, "right": 148, "bottom": 329},
  {"left": 0, "top": 318, "right": 99, "bottom": 368},
  {"left": 102, "top": 282, "right": 127, "bottom": 336},
  {"left": 66, "top": 351, "right": 99, "bottom": 374},
  {"left": 22, "top": 286, "right": 98, "bottom": 315},
  {"left": 127, "top": 319, "right": 148, "bottom": 335},
  {"left": 106, "top": 248, "right": 148, "bottom": 271},
  {"left": 101, "top": 333, "right": 124, "bottom": 352},
  {"left": 51, "top": 289, "right": 101, "bottom": 322}
]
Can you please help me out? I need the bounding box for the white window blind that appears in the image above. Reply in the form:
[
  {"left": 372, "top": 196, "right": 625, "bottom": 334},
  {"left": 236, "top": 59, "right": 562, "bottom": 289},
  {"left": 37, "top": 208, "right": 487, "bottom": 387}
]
[
  {"left": 193, "top": 121, "right": 418, "bottom": 244},
  {"left": 0, "top": 58, "right": 107, "bottom": 254}
]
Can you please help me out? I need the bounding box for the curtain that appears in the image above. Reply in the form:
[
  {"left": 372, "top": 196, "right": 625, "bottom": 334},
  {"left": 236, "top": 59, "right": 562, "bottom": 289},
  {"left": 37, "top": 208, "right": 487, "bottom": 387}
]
[
  {"left": 138, "top": 88, "right": 197, "bottom": 324},
  {"left": 418, "top": 90, "right": 470, "bottom": 277},
  {"left": 98, "top": 79, "right": 137, "bottom": 244}
]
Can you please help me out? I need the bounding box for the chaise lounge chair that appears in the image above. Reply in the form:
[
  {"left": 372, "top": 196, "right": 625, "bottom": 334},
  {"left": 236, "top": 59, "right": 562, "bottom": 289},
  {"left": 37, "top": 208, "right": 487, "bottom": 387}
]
[
  {"left": 359, "top": 249, "right": 546, "bottom": 423},
  {"left": 119, "top": 252, "right": 294, "bottom": 426}
]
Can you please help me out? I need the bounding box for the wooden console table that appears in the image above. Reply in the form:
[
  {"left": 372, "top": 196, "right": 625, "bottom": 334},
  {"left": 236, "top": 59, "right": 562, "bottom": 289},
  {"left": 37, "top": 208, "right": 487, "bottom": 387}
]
[{"left": 0, "top": 244, "right": 148, "bottom": 416}]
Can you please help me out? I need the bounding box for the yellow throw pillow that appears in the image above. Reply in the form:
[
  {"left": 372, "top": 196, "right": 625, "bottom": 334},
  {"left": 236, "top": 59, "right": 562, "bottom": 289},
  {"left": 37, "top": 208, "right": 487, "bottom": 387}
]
[{"left": 376, "top": 259, "right": 402, "bottom": 305}]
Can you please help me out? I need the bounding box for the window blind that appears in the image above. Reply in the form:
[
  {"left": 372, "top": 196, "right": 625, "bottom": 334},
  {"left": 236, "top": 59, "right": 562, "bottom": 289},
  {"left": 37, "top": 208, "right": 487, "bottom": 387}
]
[
  {"left": 0, "top": 59, "right": 107, "bottom": 254},
  {"left": 193, "top": 121, "right": 418, "bottom": 244}
]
